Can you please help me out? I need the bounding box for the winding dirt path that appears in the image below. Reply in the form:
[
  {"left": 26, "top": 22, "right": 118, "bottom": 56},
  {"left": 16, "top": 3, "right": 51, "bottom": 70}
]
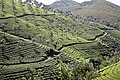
[
  {"left": 58, "top": 32, "right": 107, "bottom": 51},
  {"left": 0, "top": 13, "right": 55, "bottom": 20},
  {"left": 94, "top": 32, "right": 107, "bottom": 41}
]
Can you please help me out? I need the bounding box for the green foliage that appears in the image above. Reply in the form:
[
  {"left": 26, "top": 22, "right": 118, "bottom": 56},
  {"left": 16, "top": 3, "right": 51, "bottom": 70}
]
[
  {"left": 93, "top": 61, "right": 120, "bottom": 80},
  {"left": 57, "top": 59, "right": 99, "bottom": 80},
  {"left": 0, "top": 0, "right": 120, "bottom": 80},
  {"left": 58, "top": 61, "right": 71, "bottom": 80},
  {"left": 50, "top": 0, "right": 120, "bottom": 29},
  {"left": 72, "top": 62, "right": 99, "bottom": 80}
]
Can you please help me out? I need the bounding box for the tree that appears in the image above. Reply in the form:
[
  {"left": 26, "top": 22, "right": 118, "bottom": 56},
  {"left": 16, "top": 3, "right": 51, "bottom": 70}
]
[
  {"left": 37, "top": 34, "right": 42, "bottom": 42},
  {"left": 12, "top": 0, "right": 15, "bottom": 14},
  {"left": 52, "top": 40, "right": 58, "bottom": 49},
  {"left": 12, "top": 0, "right": 17, "bottom": 24},
  {"left": 42, "top": 4, "right": 46, "bottom": 9},
  {"left": 13, "top": 26, "right": 21, "bottom": 31},
  {"left": 1, "top": 38, "right": 5, "bottom": 64},
  {"left": 57, "top": 60, "right": 99, "bottom": 80},
  {"left": 89, "top": 58, "right": 101, "bottom": 69},
  {"left": 28, "top": 4, "right": 33, "bottom": 13},
  {"left": 38, "top": 2, "right": 43, "bottom": 8},
  {"left": 72, "top": 62, "right": 99, "bottom": 80},
  {"left": 58, "top": 60, "right": 71, "bottom": 80},
  {"left": 25, "top": 0, "right": 32, "bottom": 3},
  {"left": 18, "top": 0, "right": 23, "bottom": 7},
  {"left": 0, "top": 23, "right": 6, "bottom": 37},
  {"left": 13, "top": 25, "right": 21, "bottom": 35},
  {"left": 32, "top": 37, "right": 35, "bottom": 44},
  {"left": 33, "top": 0, "right": 39, "bottom": 6},
  {"left": 1, "top": 0, "right": 4, "bottom": 12}
]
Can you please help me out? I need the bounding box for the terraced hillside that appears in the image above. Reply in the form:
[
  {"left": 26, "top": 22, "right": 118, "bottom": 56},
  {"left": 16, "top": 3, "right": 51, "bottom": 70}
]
[
  {"left": 0, "top": 31, "right": 63, "bottom": 79},
  {"left": 92, "top": 61, "right": 120, "bottom": 80},
  {"left": 0, "top": 0, "right": 120, "bottom": 80}
]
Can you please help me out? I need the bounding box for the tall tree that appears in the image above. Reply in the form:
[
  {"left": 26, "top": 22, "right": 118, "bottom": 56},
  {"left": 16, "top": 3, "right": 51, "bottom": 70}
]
[
  {"left": 18, "top": 0, "right": 23, "bottom": 6},
  {"left": 11, "top": 0, "right": 17, "bottom": 24},
  {"left": 28, "top": 4, "right": 33, "bottom": 13},
  {"left": 38, "top": 2, "right": 43, "bottom": 8},
  {"left": 0, "top": 23, "right": 6, "bottom": 37},
  {"left": 12, "top": 0, "right": 15, "bottom": 15},
  {"left": 1, "top": 0, "right": 4, "bottom": 12},
  {"left": 26, "top": 0, "right": 32, "bottom": 3},
  {"left": 33, "top": 0, "right": 38, "bottom": 5}
]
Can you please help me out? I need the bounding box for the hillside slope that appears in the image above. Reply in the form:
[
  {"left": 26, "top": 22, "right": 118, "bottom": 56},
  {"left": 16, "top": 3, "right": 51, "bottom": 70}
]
[
  {"left": 50, "top": 0, "right": 120, "bottom": 29},
  {"left": 92, "top": 61, "right": 120, "bottom": 80},
  {"left": 50, "top": 0, "right": 80, "bottom": 9},
  {"left": 0, "top": 0, "right": 120, "bottom": 80}
]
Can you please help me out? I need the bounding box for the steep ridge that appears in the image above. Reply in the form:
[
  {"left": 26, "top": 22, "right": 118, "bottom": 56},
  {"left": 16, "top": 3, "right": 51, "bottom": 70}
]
[{"left": 50, "top": 0, "right": 120, "bottom": 29}]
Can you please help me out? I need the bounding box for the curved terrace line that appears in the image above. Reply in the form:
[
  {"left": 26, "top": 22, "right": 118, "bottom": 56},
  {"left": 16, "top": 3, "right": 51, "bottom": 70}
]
[
  {"left": 58, "top": 32, "right": 107, "bottom": 51},
  {"left": 0, "top": 13, "right": 55, "bottom": 20}
]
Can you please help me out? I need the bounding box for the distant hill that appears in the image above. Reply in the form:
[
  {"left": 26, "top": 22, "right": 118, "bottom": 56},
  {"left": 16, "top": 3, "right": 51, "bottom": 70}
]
[
  {"left": 50, "top": 0, "right": 120, "bottom": 29},
  {"left": 50, "top": 0, "right": 80, "bottom": 9}
]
